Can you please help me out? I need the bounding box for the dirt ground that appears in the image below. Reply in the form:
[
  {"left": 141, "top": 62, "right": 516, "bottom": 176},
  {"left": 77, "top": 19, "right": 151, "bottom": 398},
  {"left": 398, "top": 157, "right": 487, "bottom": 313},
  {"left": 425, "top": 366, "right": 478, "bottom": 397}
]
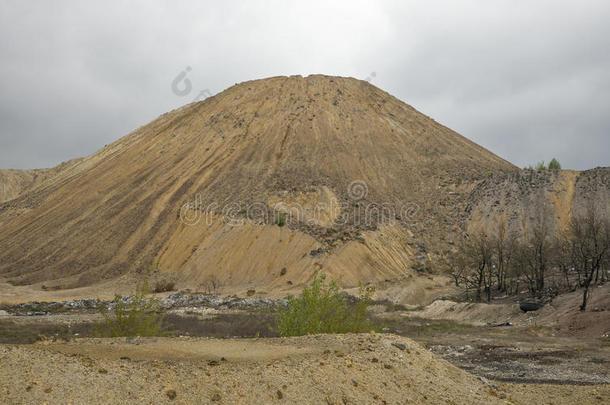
[
  {"left": 1, "top": 283, "right": 608, "bottom": 403},
  {"left": 1, "top": 334, "right": 608, "bottom": 405},
  {"left": 383, "top": 316, "right": 610, "bottom": 385}
]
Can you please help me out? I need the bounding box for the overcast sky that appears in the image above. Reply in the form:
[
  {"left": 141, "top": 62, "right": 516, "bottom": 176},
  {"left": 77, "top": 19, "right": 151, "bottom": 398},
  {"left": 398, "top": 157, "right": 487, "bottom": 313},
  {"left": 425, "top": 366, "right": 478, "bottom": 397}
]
[{"left": 1, "top": 1, "right": 608, "bottom": 170}]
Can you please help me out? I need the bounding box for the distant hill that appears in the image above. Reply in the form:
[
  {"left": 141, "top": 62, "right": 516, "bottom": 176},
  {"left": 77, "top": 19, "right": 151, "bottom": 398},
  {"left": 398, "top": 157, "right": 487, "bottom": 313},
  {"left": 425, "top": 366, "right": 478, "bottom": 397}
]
[{"left": 0, "top": 75, "right": 606, "bottom": 295}]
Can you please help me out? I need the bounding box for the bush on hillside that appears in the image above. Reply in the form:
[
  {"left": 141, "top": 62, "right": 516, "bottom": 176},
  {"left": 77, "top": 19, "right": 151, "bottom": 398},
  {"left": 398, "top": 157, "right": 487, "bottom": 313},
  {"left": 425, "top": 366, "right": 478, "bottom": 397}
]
[
  {"left": 535, "top": 161, "right": 547, "bottom": 171},
  {"left": 153, "top": 279, "right": 175, "bottom": 293},
  {"left": 276, "top": 212, "right": 286, "bottom": 227},
  {"left": 276, "top": 272, "right": 376, "bottom": 336},
  {"left": 548, "top": 158, "right": 561, "bottom": 170}
]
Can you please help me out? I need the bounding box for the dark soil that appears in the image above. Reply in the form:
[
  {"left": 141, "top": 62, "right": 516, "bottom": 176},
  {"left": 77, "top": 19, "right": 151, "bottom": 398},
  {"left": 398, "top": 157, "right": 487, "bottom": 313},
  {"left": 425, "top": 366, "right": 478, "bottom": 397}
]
[
  {"left": 163, "top": 313, "right": 279, "bottom": 338},
  {"left": 1, "top": 311, "right": 608, "bottom": 385}
]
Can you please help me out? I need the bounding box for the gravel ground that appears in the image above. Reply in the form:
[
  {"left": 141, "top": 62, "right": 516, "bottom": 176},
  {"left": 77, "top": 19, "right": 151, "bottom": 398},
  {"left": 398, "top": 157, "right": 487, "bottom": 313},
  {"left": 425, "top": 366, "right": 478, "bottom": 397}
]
[{"left": 1, "top": 333, "right": 608, "bottom": 404}]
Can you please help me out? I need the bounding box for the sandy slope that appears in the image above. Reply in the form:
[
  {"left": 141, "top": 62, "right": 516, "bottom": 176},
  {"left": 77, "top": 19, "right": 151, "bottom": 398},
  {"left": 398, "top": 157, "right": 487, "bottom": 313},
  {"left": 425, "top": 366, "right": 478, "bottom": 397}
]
[
  {"left": 2, "top": 333, "right": 606, "bottom": 404},
  {"left": 0, "top": 74, "right": 514, "bottom": 291}
]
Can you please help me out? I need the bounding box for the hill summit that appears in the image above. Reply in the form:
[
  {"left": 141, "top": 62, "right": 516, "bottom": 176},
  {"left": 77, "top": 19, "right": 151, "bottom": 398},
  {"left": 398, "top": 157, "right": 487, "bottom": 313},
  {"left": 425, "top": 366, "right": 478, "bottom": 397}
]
[{"left": 0, "top": 75, "right": 516, "bottom": 293}]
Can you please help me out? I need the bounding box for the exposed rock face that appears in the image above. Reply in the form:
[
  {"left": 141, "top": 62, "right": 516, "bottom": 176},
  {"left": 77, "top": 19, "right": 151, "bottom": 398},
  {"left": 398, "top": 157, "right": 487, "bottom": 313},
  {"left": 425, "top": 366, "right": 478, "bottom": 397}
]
[
  {"left": 466, "top": 167, "right": 610, "bottom": 236},
  {"left": 0, "top": 74, "right": 606, "bottom": 292}
]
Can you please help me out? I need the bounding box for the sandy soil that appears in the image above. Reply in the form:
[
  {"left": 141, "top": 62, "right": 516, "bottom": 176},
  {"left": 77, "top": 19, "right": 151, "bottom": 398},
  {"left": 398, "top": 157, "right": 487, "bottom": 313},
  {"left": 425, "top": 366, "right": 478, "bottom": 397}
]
[
  {"left": 1, "top": 333, "right": 608, "bottom": 404},
  {"left": 406, "top": 284, "right": 610, "bottom": 337}
]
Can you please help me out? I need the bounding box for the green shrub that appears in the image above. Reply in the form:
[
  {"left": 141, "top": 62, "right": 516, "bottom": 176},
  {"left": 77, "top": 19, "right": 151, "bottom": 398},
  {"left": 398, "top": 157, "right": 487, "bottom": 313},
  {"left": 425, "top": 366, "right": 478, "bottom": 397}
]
[
  {"left": 276, "top": 212, "right": 286, "bottom": 227},
  {"left": 411, "top": 260, "right": 435, "bottom": 274},
  {"left": 97, "top": 281, "right": 171, "bottom": 337},
  {"left": 535, "top": 161, "right": 547, "bottom": 171},
  {"left": 548, "top": 158, "right": 561, "bottom": 170},
  {"left": 276, "top": 272, "right": 376, "bottom": 337},
  {"left": 153, "top": 279, "right": 175, "bottom": 293}
]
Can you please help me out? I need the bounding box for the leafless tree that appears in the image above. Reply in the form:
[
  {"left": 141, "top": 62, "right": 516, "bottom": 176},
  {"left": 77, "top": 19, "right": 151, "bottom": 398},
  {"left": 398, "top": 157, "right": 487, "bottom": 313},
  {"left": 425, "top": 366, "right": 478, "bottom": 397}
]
[
  {"left": 459, "top": 229, "right": 493, "bottom": 302},
  {"left": 520, "top": 203, "right": 554, "bottom": 295},
  {"left": 567, "top": 204, "right": 610, "bottom": 310},
  {"left": 491, "top": 217, "right": 517, "bottom": 293},
  {"left": 201, "top": 275, "right": 222, "bottom": 296}
]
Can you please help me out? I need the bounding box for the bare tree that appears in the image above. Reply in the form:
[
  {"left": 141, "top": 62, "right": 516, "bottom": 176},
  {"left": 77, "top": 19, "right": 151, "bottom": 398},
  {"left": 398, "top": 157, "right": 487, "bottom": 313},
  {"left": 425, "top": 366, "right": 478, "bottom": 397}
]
[
  {"left": 568, "top": 204, "right": 610, "bottom": 311},
  {"left": 201, "top": 275, "right": 222, "bottom": 295},
  {"left": 521, "top": 203, "right": 554, "bottom": 295},
  {"left": 446, "top": 249, "right": 468, "bottom": 287},
  {"left": 459, "top": 229, "right": 493, "bottom": 302},
  {"left": 554, "top": 229, "right": 577, "bottom": 291},
  {"left": 491, "top": 217, "right": 517, "bottom": 293}
]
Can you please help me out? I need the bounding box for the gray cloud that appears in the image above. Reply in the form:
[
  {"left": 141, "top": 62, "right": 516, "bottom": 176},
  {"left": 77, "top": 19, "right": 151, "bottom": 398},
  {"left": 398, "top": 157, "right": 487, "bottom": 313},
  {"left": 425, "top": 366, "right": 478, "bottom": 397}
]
[{"left": 0, "top": 0, "right": 608, "bottom": 170}]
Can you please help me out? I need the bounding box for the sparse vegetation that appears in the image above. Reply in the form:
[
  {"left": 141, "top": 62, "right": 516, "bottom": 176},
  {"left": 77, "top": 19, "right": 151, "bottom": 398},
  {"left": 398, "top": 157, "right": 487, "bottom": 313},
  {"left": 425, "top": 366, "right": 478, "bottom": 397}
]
[
  {"left": 548, "top": 158, "right": 561, "bottom": 170},
  {"left": 559, "top": 204, "right": 610, "bottom": 310},
  {"left": 153, "top": 279, "right": 175, "bottom": 293},
  {"left": 524, "top": 158, "right": 561, "bottom": 171},
  {"left": 411, "top": 260, "right": 435, "bottom": 274},
  {"left": 97, "top": 281, "right": 171, "bottom": 337},
  {"left": 201, "top": 275, "right": 222, "bottom": 295},
  {"left": 276, "top": 272, "right": 377, "bottom": 336},
  {"left": 452, "top": 203, "right": 609, "bottom": 309},
  {"left": 275, "top": 212, "right": 286, "bottom": 227}
]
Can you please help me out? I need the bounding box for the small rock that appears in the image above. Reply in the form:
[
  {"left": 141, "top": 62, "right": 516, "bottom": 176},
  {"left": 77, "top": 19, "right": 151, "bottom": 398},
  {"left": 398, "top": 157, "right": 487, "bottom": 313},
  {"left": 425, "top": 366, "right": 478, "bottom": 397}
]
[
  {"left": 391, "top": 342, "right": 406, "bottom": 351},
  {"left": 208, "top": 360, "right": 220, "bottom": 366},
  {"left": 211, "top": 392, "right": 221, "bottom": 401},
  {"left": 166, "top": 389, "right": 177, "bottom": 400},
  {"left": 276, "top": 390, "right": 283, "bottom": 399},
  {"left": 280, "top": 267, "right": 287, "bottom": 276},
  {"left": 479, "top": 376, "right": 499, "bottom": 391},
  {"left": 98, "top": 368, "right": 108, "bottom": 374},
  {"left": 371, "top": 357, "right": 379, "bottom": 363},
  {"left": 44, "top": 387, "right": 52, "bottom": 393}
]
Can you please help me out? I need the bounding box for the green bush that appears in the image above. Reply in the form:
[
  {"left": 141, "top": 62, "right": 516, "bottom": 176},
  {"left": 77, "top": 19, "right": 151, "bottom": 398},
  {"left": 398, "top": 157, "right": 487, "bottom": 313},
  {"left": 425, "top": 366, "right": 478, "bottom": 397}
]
[
  {"left": 153, "top": 279, "right": 175, "bottom": 293},
  {"left": 97, "top": 281, "right": 171, "bottom": 337},
  {"left": 548, "top": 158, "right": 561, "bottom": 170},
  {"left": 411, "top": 260, "right": 435, "bottom": 274},
  {"left": 276, "top": 212, "right": 286, "bottom": 227},
  {"left": 535, "top": 161, "right": 547, "bottom": 171},
  {"left": 276, "top": 272, "right": 376, "bottom": 336},
  {"left": 525, "top": 159, "right": 561, "bottom": 171}
]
